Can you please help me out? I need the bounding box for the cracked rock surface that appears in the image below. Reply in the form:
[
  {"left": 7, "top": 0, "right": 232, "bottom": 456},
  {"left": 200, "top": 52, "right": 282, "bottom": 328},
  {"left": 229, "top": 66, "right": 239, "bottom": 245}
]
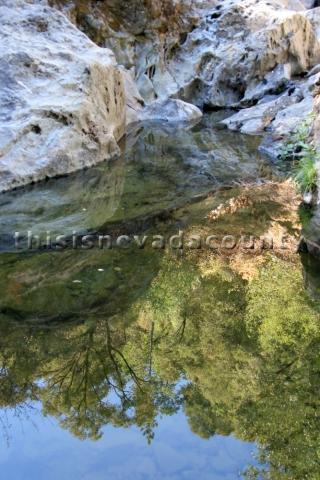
[
  {"left": 0, "top": 0, "right": 126, "bottom": 192},
  {"left": 3, "top": 0, "right": 320, "bottom": 191}
]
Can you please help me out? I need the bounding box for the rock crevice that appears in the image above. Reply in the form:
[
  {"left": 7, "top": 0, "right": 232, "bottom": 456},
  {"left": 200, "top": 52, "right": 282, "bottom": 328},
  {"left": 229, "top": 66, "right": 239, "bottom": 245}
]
[{"left": 3, "top": 0, "right": 320, "bottom": 191}]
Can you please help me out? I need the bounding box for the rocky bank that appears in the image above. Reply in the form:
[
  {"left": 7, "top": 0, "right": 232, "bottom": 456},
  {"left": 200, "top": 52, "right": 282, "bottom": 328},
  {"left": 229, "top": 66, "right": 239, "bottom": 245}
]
[{"left": 2, "top": 0, "right": 320, "bottom": 191}]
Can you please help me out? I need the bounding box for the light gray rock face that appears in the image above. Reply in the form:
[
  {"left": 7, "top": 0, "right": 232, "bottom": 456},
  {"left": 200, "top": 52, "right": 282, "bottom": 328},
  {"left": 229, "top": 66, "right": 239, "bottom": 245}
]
[
  {"left": 301, "top": 0, "right": 318, "bottom": 8},
  {"left": 52, "top": 0, "right": 320, "bottom": 110},
  {"left": 222, "top": 90, "right": 305, "bottom": 135},
  {"left": 140, "top": 99, "right": 203, "bottom": 123},
  {"left": 3, "top": 0, "right": 320, "bottom": 192},
  {"left": 49, "top": 0, "right": 202, "bottom": 104},
  {"left": 163, "top": 0, "right": 320, "bottom": 109},
  {"left": 217, "top": 4, "right": 320, "bottom": 158},
  {"left": 0, "top": 0, "right": 126, "bottom": 193},
  {"left": 312, "top": 90, "right": 320, "bottom": 165},
  {"left": 221, "top": 72, "right": 320, "bottom": 157},
  {"left": 122, "top": 67, "right": 203, "bottom": 125}
]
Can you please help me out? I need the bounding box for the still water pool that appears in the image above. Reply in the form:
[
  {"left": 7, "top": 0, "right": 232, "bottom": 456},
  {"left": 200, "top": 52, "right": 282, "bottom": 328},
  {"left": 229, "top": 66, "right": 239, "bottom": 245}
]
[{"left": 0, "top": 115, "right": 318, "bottom": 479}]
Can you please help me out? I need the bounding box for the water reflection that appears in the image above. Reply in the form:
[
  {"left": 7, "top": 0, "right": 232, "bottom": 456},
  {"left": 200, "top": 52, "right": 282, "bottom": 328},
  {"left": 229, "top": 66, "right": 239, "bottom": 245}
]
[
  {"left": 0, "top": 116, "right": 319, "bottom": 479},
  {"left": 0, "top": 115, "right": 270, "bottom": 249},
  {"left": 0, "top": 244, "right": 319, "bottom": 479}
]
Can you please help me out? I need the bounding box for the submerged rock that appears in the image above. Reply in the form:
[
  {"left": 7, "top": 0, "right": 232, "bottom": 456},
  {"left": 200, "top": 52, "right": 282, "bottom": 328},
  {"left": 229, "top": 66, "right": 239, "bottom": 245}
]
[
  {"left": 0, "top": 113, "right": 271, "bottom": 250},
  {"left": 0, "top": 0, "right": 126, "bottom": 193}
]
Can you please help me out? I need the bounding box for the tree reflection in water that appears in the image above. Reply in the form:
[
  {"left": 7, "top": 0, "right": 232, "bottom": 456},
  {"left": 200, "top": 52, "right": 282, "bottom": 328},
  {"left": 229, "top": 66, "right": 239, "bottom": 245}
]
[{"left": 0, "top": 181, "right": 318, "bottom": 479}]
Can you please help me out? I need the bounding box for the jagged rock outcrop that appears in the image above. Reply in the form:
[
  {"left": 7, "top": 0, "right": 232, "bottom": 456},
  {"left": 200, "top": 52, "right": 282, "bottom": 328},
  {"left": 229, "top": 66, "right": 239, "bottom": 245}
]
[
  {"left": 307, "top": 7, "right": 320, "bottom": 153},
  {"left": 220, "top": 4, "right": 320, "bottom": 158},
  {"left": 121, "top": 67, "right": 202, "bottom": 125},
  {"left": 52, "top": 0, "right": 320, "bottom": 107},
  {"left": 48, "top": 0, "right": 320, "bottom": 164},
  {"left": 3, "top": 0, "right": 320, "bottom": 192},
  {"left": 221, "top": 71, "right": 320, "bottom": 155},
  {"left": 0, "top": 0, "right": 126, "bottom": 193},
  {"left": 0, "top": 0, "right": 205, "bottom": 193},
  {"left": 164, "top": 0, "right": 320, "bottom": 109},
  {"left": 49, "top": 0, "right": 203, "bottom": 106}
]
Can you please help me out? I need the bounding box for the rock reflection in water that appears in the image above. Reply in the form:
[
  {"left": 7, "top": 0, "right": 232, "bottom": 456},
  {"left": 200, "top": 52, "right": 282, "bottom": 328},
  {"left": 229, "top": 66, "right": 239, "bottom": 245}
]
[
  {"left": 0, "top": 173, "right": 318, "bottom": 478},
  {"left": 0, "top": 114, "right": 271, "bottom": 250}
]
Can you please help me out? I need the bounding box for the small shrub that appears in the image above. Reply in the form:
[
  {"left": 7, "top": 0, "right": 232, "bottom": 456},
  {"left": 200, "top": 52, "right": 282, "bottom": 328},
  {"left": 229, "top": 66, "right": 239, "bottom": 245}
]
[
  {"left": 280, "top": 114, "right": 318, "bottom": 195},
  {"left": 293, "top": 154, "right": 318, "bottom": 195}
]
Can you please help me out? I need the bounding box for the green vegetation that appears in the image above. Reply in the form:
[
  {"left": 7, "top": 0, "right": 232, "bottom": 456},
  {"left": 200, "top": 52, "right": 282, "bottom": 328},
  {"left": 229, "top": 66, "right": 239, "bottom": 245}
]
[
  {"left": 0, "top": 178, "right": 315, "bottom": 478},
  {"left": 0, "top": 251, "right": 319, "bottom": 478},
  {"left": 293, "top": 152, "right": 318, "bottom": 195},
  {"left": 280, "top": 115, "right": 318, "bottom": 195}
]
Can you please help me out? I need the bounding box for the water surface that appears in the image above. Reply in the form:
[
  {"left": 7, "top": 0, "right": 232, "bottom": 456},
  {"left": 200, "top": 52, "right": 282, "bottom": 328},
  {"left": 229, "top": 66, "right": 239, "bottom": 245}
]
[{"left": 0, "top": 115, "right": 319, "bottom": 479}]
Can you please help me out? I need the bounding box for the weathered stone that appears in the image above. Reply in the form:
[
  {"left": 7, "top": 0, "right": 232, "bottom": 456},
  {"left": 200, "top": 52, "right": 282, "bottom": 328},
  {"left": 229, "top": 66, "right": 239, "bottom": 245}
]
[
  {"left": 121, "top": 67, "right": 145, "bottom": 126},
  {"left": 222, "top": 89, "right": 304, "bottom": 135},
  {"left": 50, "top": 0, "right": 320, "bottom": 110},
  {"left": 301, "top": 0, "right": 317, "bottom": 8},
  {"left": 133, "top": 0, "right": 319, "bottom": 109},
  {"left": 258, "top": 95, "right": 315, "bottom": 158},
  {"left": 306, "top": 6, "right": 320, "bottom": 39},
  {"left": 222, "top": 68, "right": 320, "bottom": 157},
  {"left": 262, "top": 71, "right": 320, "bottom": 155},
  {"left": 122, "top": 69, "right": 202, "bottom": 124},
  {"left": 4, "top": 0, "right": 320, "bottom": 191},
  {"left": 140, "top": 99, "right": 203, "bottom": 123},
  {"left": 242, "top": 64, "right": 293, "bottom": 107},
  {"left": 0, "top": 0, "right": 127, "bottom": 193}
]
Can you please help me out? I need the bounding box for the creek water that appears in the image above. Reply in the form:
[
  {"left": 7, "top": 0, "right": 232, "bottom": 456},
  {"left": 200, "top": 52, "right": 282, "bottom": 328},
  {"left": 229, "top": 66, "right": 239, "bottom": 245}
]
[{"left": 0, "top": 114, "right": 319, "bottom": 480}]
